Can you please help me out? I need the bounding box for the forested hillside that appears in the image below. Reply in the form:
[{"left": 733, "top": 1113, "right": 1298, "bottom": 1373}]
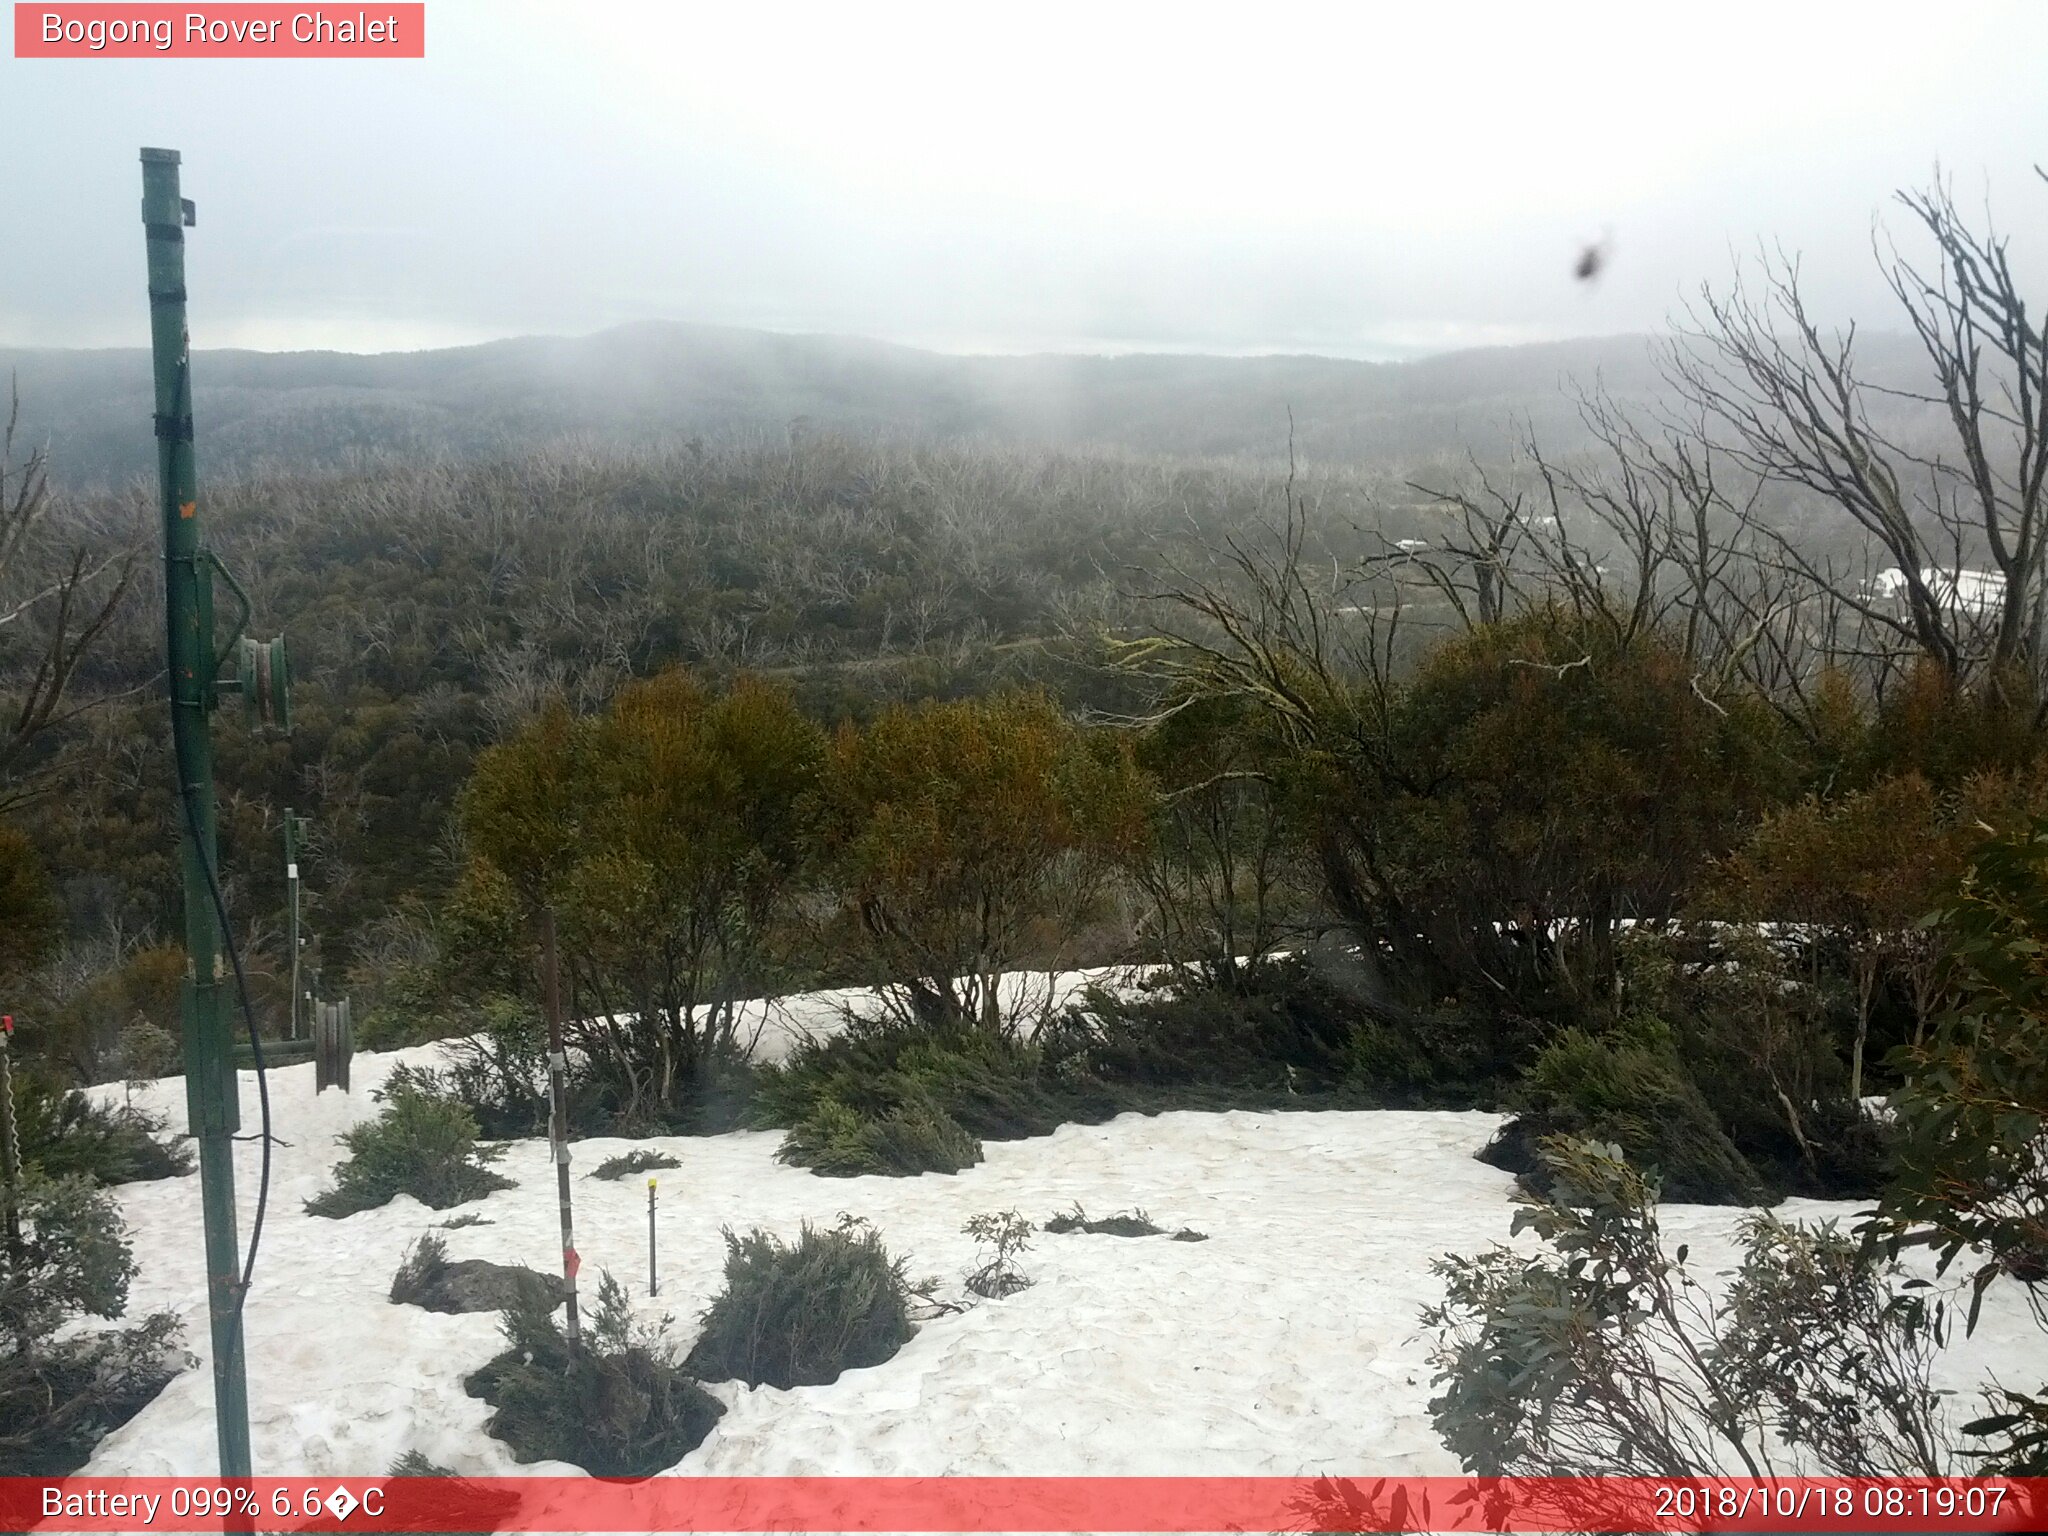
[{"left": 0, "top": 322, "right": 1926, "bottom": 488}]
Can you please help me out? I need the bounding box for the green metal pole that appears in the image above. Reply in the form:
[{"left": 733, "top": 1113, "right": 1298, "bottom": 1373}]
[{"left": 142, "top": 146, "right": 254, "bottom": 1481}]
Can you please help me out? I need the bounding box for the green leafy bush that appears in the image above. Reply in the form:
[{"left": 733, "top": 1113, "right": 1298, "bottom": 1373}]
[
  {"left": 1043, "top": 1204, "right": 1164, "bottom": 1237},
  {"left": 1059, "top": 958, "right": 1360, "bottom": 1091},
  {"left": 0, "top": 1174, "right": 186, "bottom": 1475},
  {"left": 1054, "top": 955, "right": 1495, "bottom": 1108},
  {"left": 306, "top": 1076, "right": 513, "bottom": 1218},
  {"left": 1617, "top": 927, "right": 1884, "bottom": 1199},
  {"left": 778, "top": 1094, "right": 982, "bottom": 1177},
  {"left": 1427, "top": 1137, "right": 1952, "bottom": 1479},
  {"left": 761, "top": 958, "right": 1501, "bottom": 1180},
  {"left": 1880, "top": 816, "right": 2048, "bottom": 1471},
  {"left": 1497, "top": 1023, "right": 1761, "bottom": 1204},
  {"left": 465, "top": 1272, "right": 722, "bottom": 1476},
  {"left": 963, "top": 1211, "right": 1034, "bottom": 1298},
  {"left": 590, "top": 1148, "right": 680, "bottom": 1181},
  {"left": 758, "top": 1015, "right": 1100, "bottom": 1175},
  {"left": 389, "top": 1233, "right": 450, "bottom": 1306},
  {"left": 14, "top": 1069, "right": 190, "bottom": 1186},
  {"left": 684, "top": 1216, "right": 915, "bottom": 1389},
  {"left": 385, "top": 1450, "right": 522, "bottom": 1536}
]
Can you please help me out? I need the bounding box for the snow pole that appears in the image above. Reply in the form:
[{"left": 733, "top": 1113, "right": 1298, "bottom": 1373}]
[
  {"left": 540, "top": 906, "right": 581, "bottom": 1352},
  {"left": 648, "top": 1176, "right": 658, "bottom": 1297},
  {"left": 141, "top": 146, "right": 258, "bottom": 1482}
]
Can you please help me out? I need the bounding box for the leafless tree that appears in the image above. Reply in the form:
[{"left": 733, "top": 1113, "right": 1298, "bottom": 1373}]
[
  {"left": 0, "top": 381, "right": 140, "bottom": 813},
  {"left": 1666, "top": 171, "right": 2048, "bottom": 701}
]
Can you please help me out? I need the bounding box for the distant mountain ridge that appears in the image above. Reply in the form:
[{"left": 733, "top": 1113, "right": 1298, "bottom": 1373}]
[{"left": 0, "top": 320, "right": 1927, "bottom": 489}]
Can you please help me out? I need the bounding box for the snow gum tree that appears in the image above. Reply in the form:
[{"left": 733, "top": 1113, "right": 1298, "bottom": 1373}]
[
  {"left": 459, "top": 671, "right": 824, "bottom": 1124},
  {"left": 816, "top": 689, "right": 1150, "bottom": 1034}
]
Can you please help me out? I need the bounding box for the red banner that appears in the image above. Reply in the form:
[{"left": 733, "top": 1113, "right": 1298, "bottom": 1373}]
[
  {"left": 3, "top": 1476, "right": 2045, "bottom": 1533},
  {"left": 13, "top": 5, "right": 424, "bottom": 58}
]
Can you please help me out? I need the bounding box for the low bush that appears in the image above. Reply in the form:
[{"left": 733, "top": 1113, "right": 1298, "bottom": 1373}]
[
  {"left": 385, "top": 1450, "right": 522, "bottom": 1536},
  {"left": 684, "top": 1216, "right": 915, "bottom": 1389},
  {"left": 1043, "top": 1204, "right": 1164, "bottom": 1237},
  {"left": 306, "top": 1076, "right": 513, "bottom": 1218},
  {"left": 14, "top": 1069, "right": 190, "bottom": 1186},
  {"left": 758, "top": 958, "right": 1499, "bottom": 1177},
  {"left": 0, "top": 1173, "right": 186, "bottom": 1476},
  {"left": 1496, "top": 1023, "right": 1762, "bottom": 1204},
  {"left": 1058, "top": 958, "right": 1359, "bottom": 1091},
  {"left": 426, "top": 1002, "right": 552, "bottom": 1139},
  {"left": 390, "top": 1233, "right": 450, "bottom": 1306},
  {"left": 465, "top": 1273, "right": 722, "bottom": 1476},
  {"left": 405, "top": 999, "right": 758, "bottom": 1142},
  {"left": 1486, "top": 929, "right": 1896, "bottom": 1205},
  {"left": 1426, "top": 1137, "right": 1953, "bottom": 1478},
  {"left": 963, "top": 1211, "right": 1034, "bottom": 1298},
  {"left": 591, "top": 1148, "right": 680, "bottom": 1181},
  {"left": 778, "top": 1095, "right": 982, "bottom": 1177},
  {"left": 757, "top": 1016, "right": 1093, "bottom": 1176},
  {"left": 114, "top": 1017, "right": 179, "bottom": 1084},
  {"left": 1054, "top": 955, "right": 1497, "bottom": 1108}
]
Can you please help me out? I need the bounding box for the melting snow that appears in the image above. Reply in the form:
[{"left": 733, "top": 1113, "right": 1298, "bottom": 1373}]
[{"left": 69, "top": 971, "right": 2048, "bottom": 1485}]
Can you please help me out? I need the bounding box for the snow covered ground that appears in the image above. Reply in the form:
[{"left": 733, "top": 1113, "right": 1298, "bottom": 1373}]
[{"left": 69, "top": 974, "right": 2048, "bottom": 1485}]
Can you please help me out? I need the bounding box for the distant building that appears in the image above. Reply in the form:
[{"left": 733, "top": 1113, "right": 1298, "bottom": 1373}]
[{"left": 1858, "top": 566, "right": 2005, "bottom": 617}]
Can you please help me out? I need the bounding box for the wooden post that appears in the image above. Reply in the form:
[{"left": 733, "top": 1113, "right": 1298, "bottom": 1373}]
[
  {"left": 648, "top": 1176, "right": 658, "bottom": 1297},
  {"left": 541, "top": 907, "right": 581, "bottom": 1352}
]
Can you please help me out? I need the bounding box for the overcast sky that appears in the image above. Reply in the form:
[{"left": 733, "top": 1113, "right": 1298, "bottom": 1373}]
[{"left": 4, "top": 0, "right": 2045, "bottom": 359}]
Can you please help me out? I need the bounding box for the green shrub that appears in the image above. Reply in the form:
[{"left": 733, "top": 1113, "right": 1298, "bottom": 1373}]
[
  {"left": 1502, "top": 1023, "right": 1762, "bottom": 1204},
  {"left": 1427, "top": 1137, "right": 1951, "bottom": 1478},
  {"left": 1, "top": 1173, "right": 186, "bottom": 1476},
  {"left": 465, "top": 1273, "right": 722, "bottom": 1476},
  {"left": 590, "top": 1148, "right": 680, "bottom": 1181},
  {"left": 684, "top": 1216, "right": 915, "bottom": 1389},
  {"left": 1617, "top": 927, "right": 1883, "bottom": 1198},
  {"left": 1043, "top": 1204, "right": 1164, "bottom": 1237},
  {"left": 384, "top": 1450, "right": 522, "bottom": 1536},
  {"left": 759, "top": 1016, "right": 1069, "bottom": 1131},
  {"left": 14, "top": 1070, "right": 190, "bottom": 1186},
  {"left": 757, "top": 958, "right": 1498, "bottom": 1178},
  {"left": 963, "top": 1211, "right": 1034, "bottom": 1299},
  {"left": 115, "top": 1017, "right": 179, "bottom": 1083},
  {"left": 778, "top": 1095, "right": 982, "bottom": 1177},
  {"left": 759, "top": 1016, "right": 1085, "bottom": 1175},
  {"left": 1053, "top": 956, "right": 1495, "bottom": 1108},
  {"left": 390, "top": 1233, "right": 450, "bottom": 1306},
  {"left": 306, "top": 1077, "right": 513, "bottom": 1218},
  {"left": 428, "top": 1000, "right": 552, "bottom": 1138},
  {"left": 1060, "top": 958, "right": 1359, "bottom": 1090}
]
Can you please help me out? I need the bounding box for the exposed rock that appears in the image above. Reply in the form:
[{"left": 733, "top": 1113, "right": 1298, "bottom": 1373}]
[{"left": 399, "top": 1259, "right": 567, "bottom": 1315}]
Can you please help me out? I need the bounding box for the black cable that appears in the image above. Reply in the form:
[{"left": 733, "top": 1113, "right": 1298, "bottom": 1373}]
[
  {"left": 173, "top": 765, "right": 274, "bottom": 1329},
  {"left": 163, "top": 351, "right": 273, "bottom": 1338}
]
